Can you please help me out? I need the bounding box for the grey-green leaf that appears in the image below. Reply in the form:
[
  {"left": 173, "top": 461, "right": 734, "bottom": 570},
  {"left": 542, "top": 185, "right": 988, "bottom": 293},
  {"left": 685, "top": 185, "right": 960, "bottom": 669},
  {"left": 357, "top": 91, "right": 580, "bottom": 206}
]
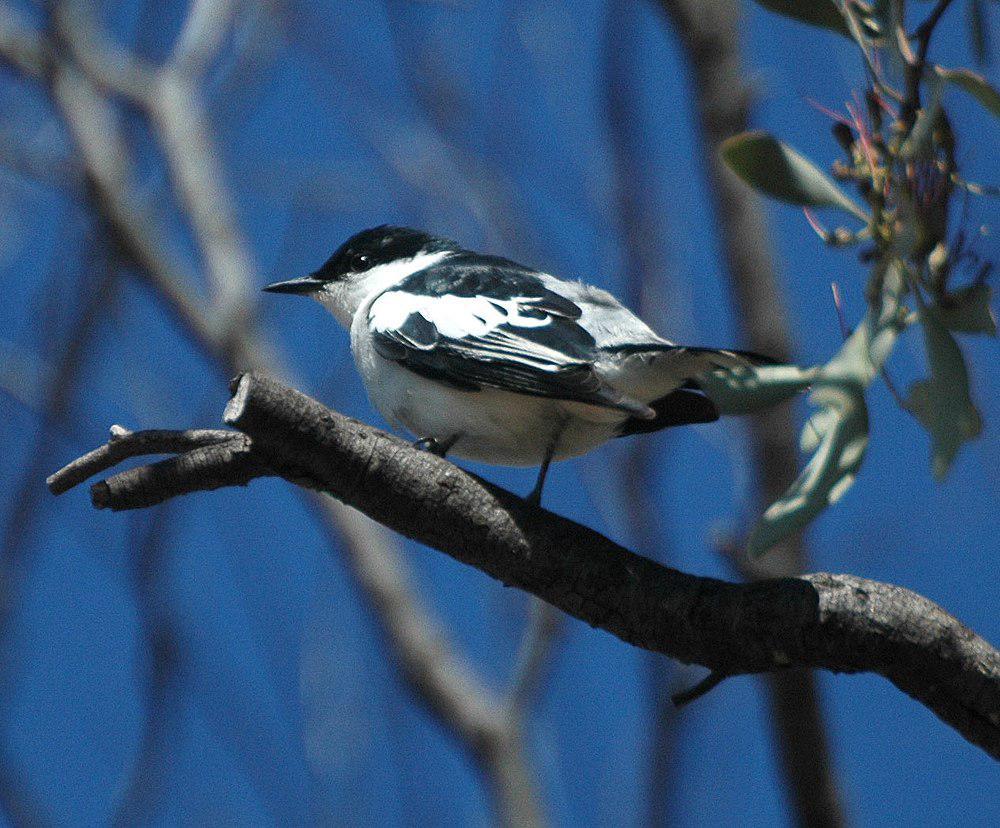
[
  {"left": 721, "top": 131, "right": 869, "bottom": 221},
  {"left": 906, "top": 306, "right": 983, "bottom": 480},
  {"left": 749, "top": 264, "right": 907, "bottom": 558},
  {"left": 936, "top": 66, "right": 1000, "bottom": 119},
  {"left": 697, "top": 364, "right": 817, "bottom": 416},
  {"left": 747, "top": 383, "right": 869, "bottom": 558},
  {"left": 751, "top": 0, "right": 852, "bottom": 36},
  {"left": 940, "top": 284, "right": 996, "bottom": 335}
]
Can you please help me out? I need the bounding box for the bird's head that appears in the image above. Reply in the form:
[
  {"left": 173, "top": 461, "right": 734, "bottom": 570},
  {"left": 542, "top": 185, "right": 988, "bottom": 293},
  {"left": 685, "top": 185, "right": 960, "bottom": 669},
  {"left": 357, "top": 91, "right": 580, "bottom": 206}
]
[{"left": 263, "top": 225, "right": 456, "bottom": 296}]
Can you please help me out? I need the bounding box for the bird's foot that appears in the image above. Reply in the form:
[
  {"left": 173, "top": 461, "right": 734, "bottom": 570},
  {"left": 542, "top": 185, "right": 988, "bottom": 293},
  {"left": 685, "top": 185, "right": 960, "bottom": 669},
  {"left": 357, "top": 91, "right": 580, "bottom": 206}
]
[
  {"left": 412, "top": 434, "right": 459, "bottom": 457},
  {"left": 525, "top": 485, "right": 543, "bottom": 508}
]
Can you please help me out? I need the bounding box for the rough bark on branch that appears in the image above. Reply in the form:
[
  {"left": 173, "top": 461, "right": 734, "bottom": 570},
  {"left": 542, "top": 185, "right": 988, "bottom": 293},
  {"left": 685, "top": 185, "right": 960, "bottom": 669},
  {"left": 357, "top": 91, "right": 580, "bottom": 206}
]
[{"left": 48, "top": 374, "right": 1000, "bottom": 761}]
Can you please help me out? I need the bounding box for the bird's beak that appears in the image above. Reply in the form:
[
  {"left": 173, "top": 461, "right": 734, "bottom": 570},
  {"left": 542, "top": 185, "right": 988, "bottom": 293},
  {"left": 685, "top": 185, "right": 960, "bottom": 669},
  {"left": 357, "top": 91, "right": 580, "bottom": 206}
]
[{"left": 261, "top": 273, "right": 326, "bottom": 295}]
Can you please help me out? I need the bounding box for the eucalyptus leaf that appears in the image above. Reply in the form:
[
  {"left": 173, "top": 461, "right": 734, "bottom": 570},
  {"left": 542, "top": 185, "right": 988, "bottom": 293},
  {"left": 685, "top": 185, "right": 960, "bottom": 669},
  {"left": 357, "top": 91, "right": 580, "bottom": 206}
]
[
  {"left": 940, "top": 284, "right": 996, "bottom": 335},
  {"left": 747, "top": 383, "right": 869, "bottom": 558},
  {"left": 906, "top": 306, "right": 983, "bottom": 480},
  {"left": 936, "top": 66, "right": 1000, "bottom": 119},
  {"left": 751, "top": 0, "right": 852, "bottom": 36},
  {"left": 902, "top": 74, "right": 945, "bottom": 159},
  {"left": 697, "top": 364, "right": 817, "bottom": 416},
  {"left": 721, "top": 131, "right": 869, "bottom": 221},
  {"left": 749, "top": 263, "right": 907, "bottom": 558}
]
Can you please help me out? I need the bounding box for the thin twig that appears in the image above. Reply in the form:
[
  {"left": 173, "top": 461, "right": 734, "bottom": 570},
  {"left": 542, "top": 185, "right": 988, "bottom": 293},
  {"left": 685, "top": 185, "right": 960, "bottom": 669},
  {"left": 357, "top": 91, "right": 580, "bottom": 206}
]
[
  {"left": 831, "top": 283, "right": 850, "bottom": 341},
  {"left": 671, "top": 672, "right": 729, "bottom": 707},
  {"left": 902, "top": 0, "right": 957, "bottom": 129},
  {"left": 46, "top": 425, "right": 241, "bottom": 495}
]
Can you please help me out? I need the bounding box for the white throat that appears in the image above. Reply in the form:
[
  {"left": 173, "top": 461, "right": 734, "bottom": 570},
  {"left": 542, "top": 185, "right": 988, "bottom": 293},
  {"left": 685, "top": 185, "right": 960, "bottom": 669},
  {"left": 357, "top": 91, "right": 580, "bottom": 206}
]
[{"left": 314, "top": 250, "right": 452, "bottom": 327}]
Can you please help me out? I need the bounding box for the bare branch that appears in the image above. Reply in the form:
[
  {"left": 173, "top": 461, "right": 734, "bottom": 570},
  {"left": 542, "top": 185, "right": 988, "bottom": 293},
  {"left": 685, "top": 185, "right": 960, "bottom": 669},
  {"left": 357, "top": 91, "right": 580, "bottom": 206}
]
[
  {"left": 506, "top": 598, "right": 562, "bottom": 714},
  {"left": 90, "top": 440, "right": 269, "bottom": 509},
  {"left": 44, "top": 60, "right": 231, "bottom": 362},
  {"left": 302, "top": 493, "right": 544, "bottom": 828},
  {"left": 51, "top": 3, "right": 254, "bottom": 318},
  {"left": 49, "top": 374, "right": 1000, "bottom": 761},
  {"left": 53, "top": 3, "right": 157, "bottom": 101},
  {"left": 149, "top": 67, "right": 256, "bottom": 316},
  {"left": 46, "top": 425, "right": 240, "bottom": 495}
]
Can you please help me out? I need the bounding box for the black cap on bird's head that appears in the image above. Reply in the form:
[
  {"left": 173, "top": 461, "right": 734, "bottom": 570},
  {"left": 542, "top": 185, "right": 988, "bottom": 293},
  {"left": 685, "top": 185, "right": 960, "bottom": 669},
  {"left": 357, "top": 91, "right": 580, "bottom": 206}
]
[{"left": 262, "top": 225, "right": 457, "bottom": 295}]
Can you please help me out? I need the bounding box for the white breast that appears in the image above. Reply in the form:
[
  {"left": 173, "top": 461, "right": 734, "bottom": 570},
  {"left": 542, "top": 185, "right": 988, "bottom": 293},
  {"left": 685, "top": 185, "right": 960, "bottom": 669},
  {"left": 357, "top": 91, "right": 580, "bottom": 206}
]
[{"left": 350, "top": 306, "right": 623, "bottom": 466}]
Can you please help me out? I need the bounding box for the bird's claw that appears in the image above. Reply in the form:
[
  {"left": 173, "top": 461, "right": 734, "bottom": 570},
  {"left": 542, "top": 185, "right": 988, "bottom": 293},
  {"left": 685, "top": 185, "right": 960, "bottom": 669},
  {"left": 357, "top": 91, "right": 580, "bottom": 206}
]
[{"left": 412, "top": 435, "right": 459, "bottom": 457}]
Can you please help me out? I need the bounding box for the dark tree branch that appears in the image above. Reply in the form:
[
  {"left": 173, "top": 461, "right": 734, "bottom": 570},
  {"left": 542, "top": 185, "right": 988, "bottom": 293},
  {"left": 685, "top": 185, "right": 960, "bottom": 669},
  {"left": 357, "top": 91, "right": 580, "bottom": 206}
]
[
  {"left": 603, "top": 8, "right": 688, "bottom": 813},
  {"left": 49, "top": 374, "right": 1000, "bottom": 761},
  {"left": 2, "top": 257, "right": 115, "bottom": 559},
  {"left": 112, "top": 501, "right": 180, "bottom": 827}
]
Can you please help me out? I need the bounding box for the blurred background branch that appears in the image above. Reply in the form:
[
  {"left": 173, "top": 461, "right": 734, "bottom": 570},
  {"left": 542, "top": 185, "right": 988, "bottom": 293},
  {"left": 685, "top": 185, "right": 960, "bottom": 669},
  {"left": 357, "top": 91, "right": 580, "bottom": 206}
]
[
  {"left": 656, "top": 1, "right": 845, "bottom": 825},
  {"left": 0, "top": 3, "right": 541, "bottom": 824}
]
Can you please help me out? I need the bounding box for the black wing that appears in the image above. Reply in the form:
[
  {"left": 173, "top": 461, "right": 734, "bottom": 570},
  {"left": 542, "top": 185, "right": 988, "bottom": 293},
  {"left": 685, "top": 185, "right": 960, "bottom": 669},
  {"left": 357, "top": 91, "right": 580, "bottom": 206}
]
[{"left": 368, "top": 256, "right": 653, "bottom": 417}]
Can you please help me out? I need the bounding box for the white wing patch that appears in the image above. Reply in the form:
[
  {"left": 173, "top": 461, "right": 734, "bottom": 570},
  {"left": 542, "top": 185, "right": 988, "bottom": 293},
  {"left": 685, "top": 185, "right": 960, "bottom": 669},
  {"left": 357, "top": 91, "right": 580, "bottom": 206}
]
[{"left": 369, "top": 292, "right": 554, "bottom": 340}]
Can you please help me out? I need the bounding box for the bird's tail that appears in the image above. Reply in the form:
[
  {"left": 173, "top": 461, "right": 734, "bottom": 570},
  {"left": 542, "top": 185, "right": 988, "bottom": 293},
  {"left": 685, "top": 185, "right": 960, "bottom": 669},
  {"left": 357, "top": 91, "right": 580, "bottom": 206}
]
[
  {"left": 603, "top": 343, "right": 776, "bottom": 397},
  {"left": 603, "top": 344, "right": 782, "bottom": 436},
  {"left": 609, "top": 342, "right": 778, "bottom": 369}
]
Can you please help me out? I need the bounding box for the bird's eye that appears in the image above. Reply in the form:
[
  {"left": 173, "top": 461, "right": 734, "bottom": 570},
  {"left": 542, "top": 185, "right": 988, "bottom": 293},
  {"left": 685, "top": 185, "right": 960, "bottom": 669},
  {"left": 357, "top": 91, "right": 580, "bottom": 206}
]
[{"left": 351, "top": 253, "right": 371, "bottom": 272}]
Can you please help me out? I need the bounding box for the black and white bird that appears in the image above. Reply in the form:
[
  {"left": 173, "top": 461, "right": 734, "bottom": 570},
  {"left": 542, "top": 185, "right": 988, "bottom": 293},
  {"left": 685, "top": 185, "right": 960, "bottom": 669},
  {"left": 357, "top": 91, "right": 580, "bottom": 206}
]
[{"left": 264, "top": 226, "right": 773, "bottom": 504}]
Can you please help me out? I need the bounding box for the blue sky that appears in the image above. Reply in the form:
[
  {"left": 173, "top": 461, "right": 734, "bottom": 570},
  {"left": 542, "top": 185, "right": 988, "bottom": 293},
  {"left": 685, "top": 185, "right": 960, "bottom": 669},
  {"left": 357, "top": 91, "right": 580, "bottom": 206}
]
[{"left": 0, "top": 0, "right": 997, "bottom": 824}]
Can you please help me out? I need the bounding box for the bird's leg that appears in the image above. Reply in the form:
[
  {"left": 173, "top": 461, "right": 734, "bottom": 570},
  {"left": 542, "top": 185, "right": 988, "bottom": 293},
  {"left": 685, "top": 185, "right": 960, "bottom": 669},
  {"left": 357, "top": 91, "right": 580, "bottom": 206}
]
[
  {"left": 412, "top": 434, "right": 459, "bottom": 457},
  {"left": 526, "top": 449, "right": 553, "bottom": 507},
  {"left": 526, "top": 420, "right": 565, "bottom": 506}
]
